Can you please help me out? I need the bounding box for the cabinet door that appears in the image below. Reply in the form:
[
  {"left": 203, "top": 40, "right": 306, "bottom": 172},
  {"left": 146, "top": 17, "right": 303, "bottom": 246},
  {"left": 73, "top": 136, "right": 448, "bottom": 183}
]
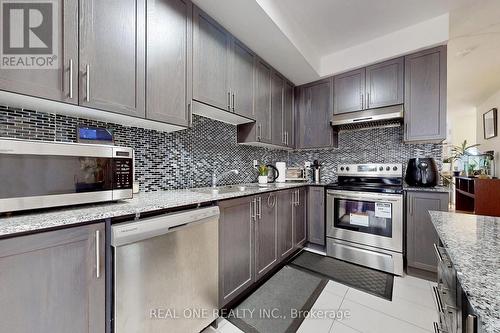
[
  {"left": 407, "top": 191, "right": 449, "bottom": 273},
  {"left": 79, "top": 0, "right": 145, "bottom": 117},
  {"left": 0, "top": 223, "right": 105, "bottom": 333},
  {"left": 366, "top": 57, "right": 404, "bottom": 109},
  {"left": 255, "top": 194, "right": 278, "bottom": 280},
  {"left": 230, "top": 39, "right": 254, "bottom": 119},
  {"left": 307, "top": 186, "right": 325, "bottom": 246},
  {"left": 146, "top": 0, "right": 192, "bottom": 126},
  {"left": 193, "top": 6, "right": 230, "bottom": 111},
  {"left": 296, "top": 78, "right": 336, "bottom": 149},
  {"left": 294, "top": 188, "right": 307, "bottom": 247},
  {"left": 218, "top": 196, "right": 254, "bottom": 306},
  {"left": 404, "top": 46, "right": 447, "bottom": 142},
  {"left": 254, "top": 59, "right": 272, "bottom": 143},
  {"left": 0, "top": 0, "right": 78, "bottom": 104},
  {"left": 271, "top": 72, "right": 284, "bottom": 145},
  {"left": 283, "top": 81, "right": 294, "bottom": 147},
  {"left": 333, "top": 68, "right": 365, "bottom": 114},
  {"left": 277, "top": 190, "right": 294, "bottom": 259}
]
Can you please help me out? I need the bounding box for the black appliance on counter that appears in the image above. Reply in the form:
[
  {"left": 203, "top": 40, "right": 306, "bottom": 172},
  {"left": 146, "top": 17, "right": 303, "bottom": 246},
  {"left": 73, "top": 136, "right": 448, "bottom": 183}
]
[{"left": 405, "top": 158, "right": 439, "bottom": 187}]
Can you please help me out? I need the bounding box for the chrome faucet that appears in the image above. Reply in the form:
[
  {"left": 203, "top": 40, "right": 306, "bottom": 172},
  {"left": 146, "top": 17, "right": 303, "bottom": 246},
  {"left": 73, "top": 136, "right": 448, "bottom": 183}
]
[{"left": 212, "top": 169, "right": 239, "bottom": 188}]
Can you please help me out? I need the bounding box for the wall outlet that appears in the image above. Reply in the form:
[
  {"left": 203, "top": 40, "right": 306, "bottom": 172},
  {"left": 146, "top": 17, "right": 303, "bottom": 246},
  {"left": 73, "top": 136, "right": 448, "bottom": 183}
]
[
  {"left": 304, "top": 161, "right": 311, "bottom": 168},
  {"left": 253, "top": 160, "right": 259, "bottom": 168}
]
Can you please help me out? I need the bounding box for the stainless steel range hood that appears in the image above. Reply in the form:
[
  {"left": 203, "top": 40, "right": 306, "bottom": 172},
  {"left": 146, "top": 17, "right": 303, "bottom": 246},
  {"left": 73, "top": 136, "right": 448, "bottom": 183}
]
[{"left": 331, "top": 105, "right": 404, "bottom": 126}]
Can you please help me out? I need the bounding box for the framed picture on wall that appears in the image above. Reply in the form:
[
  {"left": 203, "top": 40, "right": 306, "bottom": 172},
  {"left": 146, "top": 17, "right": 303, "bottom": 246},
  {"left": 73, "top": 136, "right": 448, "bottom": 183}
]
[{"left": 483, "top": 108, "right": 497, "bottom": 139}]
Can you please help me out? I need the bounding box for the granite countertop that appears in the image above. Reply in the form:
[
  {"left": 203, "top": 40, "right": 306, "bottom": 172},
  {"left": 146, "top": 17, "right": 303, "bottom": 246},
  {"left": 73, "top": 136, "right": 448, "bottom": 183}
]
[
  {"left": 429, "top": 211, "right": 500, "bottom": 333},
  {"left": 0, "top": 182, "right": 319, "bottom": 238},
  {"left": 403, "top": 185, "right": 450, "bottom": 193}
]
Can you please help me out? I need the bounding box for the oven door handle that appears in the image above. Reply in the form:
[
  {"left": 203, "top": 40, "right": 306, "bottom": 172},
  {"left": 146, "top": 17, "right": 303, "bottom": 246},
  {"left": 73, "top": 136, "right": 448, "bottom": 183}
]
[{"left": 328, "top": 194, "right": 401, "bottom": 203}]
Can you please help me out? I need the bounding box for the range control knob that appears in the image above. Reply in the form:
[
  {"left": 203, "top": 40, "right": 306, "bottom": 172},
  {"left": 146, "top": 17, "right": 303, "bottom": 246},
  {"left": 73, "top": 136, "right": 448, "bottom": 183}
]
[
  {"left": 346, "top": 166, "right": 350, "bottom": 171},
  {"left": 386, "top": 166, "right": 391, "bottom": 171},
  {"left": 340, "top": 166, "right": 345, "bottom": 171},
  {"left": 393, "top": 166, "right": 398, "bottom": 171},
  {"left": 379, "top": 166, "right": 384, "bottom": 171}
]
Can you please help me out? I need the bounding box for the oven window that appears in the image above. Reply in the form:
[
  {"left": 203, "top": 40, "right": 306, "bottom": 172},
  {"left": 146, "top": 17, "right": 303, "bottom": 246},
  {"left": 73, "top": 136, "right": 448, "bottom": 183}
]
[
  {"left": 0, "top": 154, "right": 113, "bottom": 199},
  {"left": 334, "top": 198, "right": 392, "bottom": 237}
]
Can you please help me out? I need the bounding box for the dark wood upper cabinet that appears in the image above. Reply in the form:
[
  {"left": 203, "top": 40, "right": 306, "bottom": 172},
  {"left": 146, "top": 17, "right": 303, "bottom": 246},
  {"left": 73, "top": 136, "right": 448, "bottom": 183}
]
[
  {"left": 271, "top": 72, "right": 284, "bottom": 145},
  {"left": 0, "top": 0, "right": 78, "bottom": 104},
  {"left": 404, "top": 46, "right": 447, "bottom": 142},
  {"left": 283, "top": 81, "right": 294, "bottom": 147},
  {"left": 0, "top": 223, "right": 105, "bottom": 333},
  {"left": 218, "top": 196, "right": 254, "bottom": 307},
  {"left": 230, "top": 39, "right": 255, "bottom": 118},
  {"left": 79, "top": 0, "right": 145, "bottom": 117},
  {"left": 333, "top": 68, "right": 365, "bottom": 114},
  {"left": 254, "top": 59, "right": 272, "bottom": 143},
  {"left": 192, "top": 6, "right": 230, "bottom": 111},
  {"left": 146, "top": 0, "right": 192, "bottom": 127},
  {"left": 406, "top": 191, "right": 449, "bottom": 276},
  {"left": 255, "top": 194, "right": 278, "bottom": 280},
  {"left": 296, "top": 78, "right": 337, "bottom": 149},
  {"left": 365, "top": 57, "right": 404, "bottom": 109}
]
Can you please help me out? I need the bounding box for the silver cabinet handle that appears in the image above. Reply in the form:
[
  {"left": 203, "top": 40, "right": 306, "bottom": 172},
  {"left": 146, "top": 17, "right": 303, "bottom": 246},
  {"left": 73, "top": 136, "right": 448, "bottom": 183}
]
[
  {"left": 257, "top": 124, "right": 262, "bottom": 141},
  {"left": 297, "top": 189, "right": 300, "bottom": 204},
  {"left": 85, "top": 64, "right": 90, "bottom": 102},
  {"left": 432, "top": 286, "right": 444, "bottom": 314},
  {"left": 466, "top": 315, "right": 477, "bottom": 333},
  {"left": 257, "top": 197, "right": 262, "bottom": 219},
  {"left": 95, "top": 230, "right": 100, "bottom": 279},
  {"left": 188, "top": 103, "right": 192, "bottom": 127},
  {"left": 367, "top": 92, "right": 370, "bottom": 108},
  {"left": 69, "top": 59, "right": 74, "bottom": 99},
  {"left": 227, "top": 91, "right": 231, "bottom": 110},
  {"left": 232, "top": 93, "right": 235, "bottom": 111},
  {"left": 434, "top": 243, "right": 443, "bottom": 262},
  {"left": 360, "top": 93, "right": 364, "bottom": 109}
]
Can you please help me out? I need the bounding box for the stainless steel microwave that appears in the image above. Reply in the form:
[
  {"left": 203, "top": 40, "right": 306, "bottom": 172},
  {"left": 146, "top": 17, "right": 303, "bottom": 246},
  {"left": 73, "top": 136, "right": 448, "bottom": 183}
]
[{"left": 0, "top": 138, "right": 134, "bottom": 213}]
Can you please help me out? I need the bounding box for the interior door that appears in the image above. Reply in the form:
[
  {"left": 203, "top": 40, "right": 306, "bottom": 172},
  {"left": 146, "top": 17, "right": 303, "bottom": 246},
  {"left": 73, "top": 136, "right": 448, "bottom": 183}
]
[
  {"left": 0, "top": 0, "right": 78, "bottom": 104},
  {"left": 230, "top": 39, "right": 254, "bottom": 118},
  {"left": 366, "top": 57, "right": 404, "bottom": 109},
  {"left": 146, "top": 0, "right": 192, "bottom": 126},
  {"left": 255, "top": 194, "right": 278, "bottom": 279},
  {"left": 79, "top": 0, "right": 145, "bottom": 117},
  {"left": 333, "top": 68, "right": 365, "bottom": 114},
  {"left": 192, "top": 6, "right": 230, "bottom": 111}
]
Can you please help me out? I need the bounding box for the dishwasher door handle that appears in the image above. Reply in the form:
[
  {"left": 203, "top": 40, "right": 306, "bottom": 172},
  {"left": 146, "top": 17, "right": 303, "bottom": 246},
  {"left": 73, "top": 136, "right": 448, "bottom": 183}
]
[{"left": 111, "top": 206, "right": 220, "bottom": 247}]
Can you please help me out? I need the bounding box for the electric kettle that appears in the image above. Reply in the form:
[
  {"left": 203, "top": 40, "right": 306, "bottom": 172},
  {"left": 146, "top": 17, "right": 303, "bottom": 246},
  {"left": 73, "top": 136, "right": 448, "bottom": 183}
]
[
  {"left": 266, "top": 164, "right": 280, "bottom": 183},
  {"left": 405, "top": 158, "right": 439, "bottom": 187}
]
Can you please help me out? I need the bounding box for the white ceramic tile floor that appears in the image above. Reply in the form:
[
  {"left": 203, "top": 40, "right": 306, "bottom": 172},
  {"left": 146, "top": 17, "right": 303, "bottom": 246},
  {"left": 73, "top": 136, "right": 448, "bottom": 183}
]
[{"left": 202, "top": 275, "right": 438, "bottom": 333}]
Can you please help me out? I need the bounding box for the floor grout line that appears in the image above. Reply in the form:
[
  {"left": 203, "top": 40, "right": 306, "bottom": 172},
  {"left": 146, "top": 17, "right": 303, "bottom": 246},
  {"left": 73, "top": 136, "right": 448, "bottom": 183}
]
[{"left": 327, "top": 287, "right": 349, "bottom": 332}]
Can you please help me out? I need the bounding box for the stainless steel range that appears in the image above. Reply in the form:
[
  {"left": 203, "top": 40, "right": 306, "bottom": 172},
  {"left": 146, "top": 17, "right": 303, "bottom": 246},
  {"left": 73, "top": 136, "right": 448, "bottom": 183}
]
[{"left": 326, "top": 164, "right": 404, "bottom": 275}]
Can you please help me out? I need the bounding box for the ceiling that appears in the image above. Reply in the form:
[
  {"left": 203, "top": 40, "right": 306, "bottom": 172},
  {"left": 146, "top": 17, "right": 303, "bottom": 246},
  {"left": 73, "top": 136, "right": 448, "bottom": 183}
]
[
  {"left": 193, "top": 0, "right": 469, "bottom": 84},
  {"left": 447, "top": 0, "right": 500, "bottom": 114}
]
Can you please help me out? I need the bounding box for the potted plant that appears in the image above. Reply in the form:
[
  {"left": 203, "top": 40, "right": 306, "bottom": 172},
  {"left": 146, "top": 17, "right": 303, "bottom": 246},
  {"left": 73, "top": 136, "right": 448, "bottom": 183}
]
[
  {"left": 258, "top": 164, "right": 268, "bottom": 185},
  {"left": 443, "top": 140, "right": 480, "bottom": 177}
]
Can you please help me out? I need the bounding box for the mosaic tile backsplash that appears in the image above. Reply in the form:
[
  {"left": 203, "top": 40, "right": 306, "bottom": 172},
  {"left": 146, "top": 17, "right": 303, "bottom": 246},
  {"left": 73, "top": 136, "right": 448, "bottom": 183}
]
[{"left": 0, "top": 106, "right": 443, "bottom": 191}]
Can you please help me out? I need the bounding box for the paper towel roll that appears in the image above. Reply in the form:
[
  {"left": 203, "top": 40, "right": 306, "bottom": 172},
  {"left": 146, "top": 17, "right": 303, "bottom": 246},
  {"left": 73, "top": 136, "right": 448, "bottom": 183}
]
[{"left": 276, "top": 162, "right": 286, "bottom": 182}]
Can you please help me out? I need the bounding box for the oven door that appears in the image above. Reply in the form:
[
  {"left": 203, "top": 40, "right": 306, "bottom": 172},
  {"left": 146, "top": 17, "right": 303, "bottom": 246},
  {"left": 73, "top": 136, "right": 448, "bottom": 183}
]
[{"left": 326, "top": 190, "right": 403, "bottom": 252}]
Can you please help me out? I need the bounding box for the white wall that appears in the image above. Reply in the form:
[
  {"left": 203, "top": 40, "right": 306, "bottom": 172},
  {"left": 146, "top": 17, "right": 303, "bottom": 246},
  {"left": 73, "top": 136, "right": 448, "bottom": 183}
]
[{"left": 476, "top": 89, "right": 500, "bottom": 177}]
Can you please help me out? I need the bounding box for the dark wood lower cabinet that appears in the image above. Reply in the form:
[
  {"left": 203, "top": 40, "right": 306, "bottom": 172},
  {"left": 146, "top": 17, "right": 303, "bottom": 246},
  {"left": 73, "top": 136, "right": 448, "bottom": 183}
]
[
  {"left": 0, "top": 223, "right": 105, "bottom": 333},
  {"left": 255, "top": 193, "right": 278, "bottom": 280},
  {"left": 219, "top": 187, "right": 308, "bottom": 307},
  {"left": 218, "top": 196, "right": 254, "bottom": 307},
  {"left": 307, "top": 186, "right": 325, "bottom": 246},
  {"left": 406, "top": 191, "right": 449, "bottom": 277}
]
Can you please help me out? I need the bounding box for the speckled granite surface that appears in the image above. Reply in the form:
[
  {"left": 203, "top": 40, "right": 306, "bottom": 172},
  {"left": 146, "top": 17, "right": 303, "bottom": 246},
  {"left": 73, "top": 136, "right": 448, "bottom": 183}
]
[
  {"left": 429, "top": 211, "right": 500, "bottom": 333},
  {"left": 0, "top": 183, "right": 318, "bottom": 238},
  {"left": 403, "top": 185, "right": 451, "bottom": 193}
]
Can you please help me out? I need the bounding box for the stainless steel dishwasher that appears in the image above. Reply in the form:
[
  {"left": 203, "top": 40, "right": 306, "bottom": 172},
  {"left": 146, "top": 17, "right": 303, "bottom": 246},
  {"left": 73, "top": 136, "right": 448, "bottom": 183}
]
[{"left": 111, "top": 206, "right": 219, "bottom": 333}]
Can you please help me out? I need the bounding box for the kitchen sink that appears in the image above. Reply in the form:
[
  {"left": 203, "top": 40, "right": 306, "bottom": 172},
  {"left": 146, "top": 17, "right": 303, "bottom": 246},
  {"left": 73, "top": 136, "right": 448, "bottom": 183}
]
[{"left": 193, "top": 185, "right": 253, "bottom": 195}]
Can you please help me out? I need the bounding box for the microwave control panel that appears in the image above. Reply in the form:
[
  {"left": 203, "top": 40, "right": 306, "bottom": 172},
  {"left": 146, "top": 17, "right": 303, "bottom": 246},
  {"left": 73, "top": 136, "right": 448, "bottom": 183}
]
[{"left": 113, "top": 159, "right": 133, "bottom": 189}]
